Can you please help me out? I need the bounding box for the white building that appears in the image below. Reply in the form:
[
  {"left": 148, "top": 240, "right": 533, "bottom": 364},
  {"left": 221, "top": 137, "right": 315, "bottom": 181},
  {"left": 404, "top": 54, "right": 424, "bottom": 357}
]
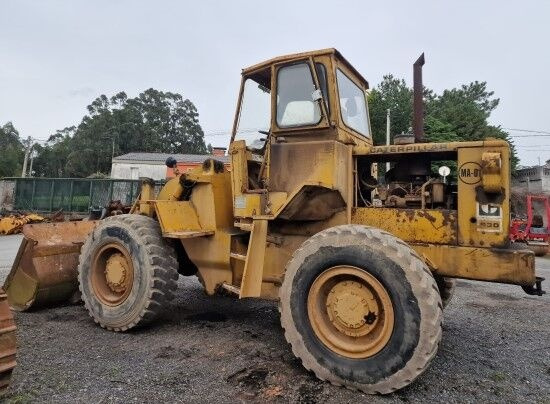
[
  {"left": 513, "top": 160, "right": 550, "bottom": 193},
  {"left": 111, "top": 149, "right": 229, "bottom": 181}
]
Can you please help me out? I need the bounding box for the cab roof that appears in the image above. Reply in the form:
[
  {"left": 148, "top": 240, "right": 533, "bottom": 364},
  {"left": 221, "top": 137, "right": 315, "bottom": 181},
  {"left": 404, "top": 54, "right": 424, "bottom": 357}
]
[{"left": 242, "top": 48, "right": 369, "bottom": 88}]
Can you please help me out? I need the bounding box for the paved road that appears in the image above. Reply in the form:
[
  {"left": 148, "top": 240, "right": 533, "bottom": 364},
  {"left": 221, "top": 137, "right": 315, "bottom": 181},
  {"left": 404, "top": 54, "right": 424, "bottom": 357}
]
[
  {"left": 1, "top": 234, "right": 549, "bottom": 403},
  {"left": 0, "top": 234, "right": 22, "bottom": 281}
]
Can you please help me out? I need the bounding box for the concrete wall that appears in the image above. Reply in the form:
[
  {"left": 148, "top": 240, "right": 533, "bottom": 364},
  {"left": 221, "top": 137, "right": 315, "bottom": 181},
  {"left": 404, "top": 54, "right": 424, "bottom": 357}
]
[
  {"left": 0, "top": 180, "right": 15, "bottom": 212},
  {"left": 111, "top": 162, "right": 167, "bottom": 181},
  {"left": 514, "top": 166, "right": 550, "bottom": 193}
]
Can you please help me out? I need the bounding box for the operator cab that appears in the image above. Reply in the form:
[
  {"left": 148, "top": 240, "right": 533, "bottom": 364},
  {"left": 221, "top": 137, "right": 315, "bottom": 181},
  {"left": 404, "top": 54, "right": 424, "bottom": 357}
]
[
  {"left": 230, "top": 49, "right": 372, "bottom": 206},
  {"left": 232, "top": 48, "right": 372, "bottom": 149}
]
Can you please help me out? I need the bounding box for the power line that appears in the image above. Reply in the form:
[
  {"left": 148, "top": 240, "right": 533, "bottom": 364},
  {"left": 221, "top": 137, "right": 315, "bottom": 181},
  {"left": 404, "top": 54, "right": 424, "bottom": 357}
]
[
  {"left": 503, "top": 128, "right": 550, "bottom": 135},
  {"left": 203, "top": 127, "right": 550, "bottom": 137},
  {"left": 508, "top": 134, "right": 550, "bottom": 138},
  {"left": 27, "top": 126, "right": 550, "bottom": 140}
]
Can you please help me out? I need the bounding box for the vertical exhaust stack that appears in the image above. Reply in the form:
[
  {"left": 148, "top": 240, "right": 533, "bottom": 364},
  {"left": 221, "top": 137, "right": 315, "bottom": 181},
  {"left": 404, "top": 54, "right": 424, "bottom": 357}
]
[{"left": 413, "top": 53, "right": 425, "bottom": 143}]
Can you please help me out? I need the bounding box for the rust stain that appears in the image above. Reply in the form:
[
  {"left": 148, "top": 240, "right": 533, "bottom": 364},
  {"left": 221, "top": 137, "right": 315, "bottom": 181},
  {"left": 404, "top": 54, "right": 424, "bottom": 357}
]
[
  {"left": 352, "top": 208, "right": 458, "bottom": 245},
  {"left": 0, "top": 289, "right": 16, "bottom": 392},
  {"left": 403, "top": 209, "right": 416, "bottom": 221},
  {"left": 416, "top": 210, "right": 437, "bottom": 223}
]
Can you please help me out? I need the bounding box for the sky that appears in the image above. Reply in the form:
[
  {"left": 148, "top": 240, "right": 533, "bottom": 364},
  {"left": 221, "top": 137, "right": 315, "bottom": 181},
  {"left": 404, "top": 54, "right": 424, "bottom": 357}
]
[{"left": 1, "top": 0, "right": 549, "bottom": 166}]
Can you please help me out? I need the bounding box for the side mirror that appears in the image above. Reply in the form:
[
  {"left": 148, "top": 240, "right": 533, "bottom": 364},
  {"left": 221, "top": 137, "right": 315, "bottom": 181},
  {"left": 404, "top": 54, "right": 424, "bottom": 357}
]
[
  {"left": 311, "top": 89, "right": 322, "bottom": 102},
  {"left": 438, "top": 166, "right": 450, "bottom": 177},
  {"left": 438, "top": 165, "right": 451, "bottom": 184}
]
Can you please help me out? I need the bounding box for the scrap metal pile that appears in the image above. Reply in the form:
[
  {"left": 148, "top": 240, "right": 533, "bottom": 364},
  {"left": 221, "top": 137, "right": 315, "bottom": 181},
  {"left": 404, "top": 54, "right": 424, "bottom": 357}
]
[{"left": 0, "top": 214, "right": 45, "bottom": 235}]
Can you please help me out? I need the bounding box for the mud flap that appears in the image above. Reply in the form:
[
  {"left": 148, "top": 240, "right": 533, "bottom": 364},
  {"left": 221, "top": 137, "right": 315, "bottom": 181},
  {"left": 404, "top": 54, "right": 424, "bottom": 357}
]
[{"left": 3, "top": 221, "right": 97, "bottom": 311}]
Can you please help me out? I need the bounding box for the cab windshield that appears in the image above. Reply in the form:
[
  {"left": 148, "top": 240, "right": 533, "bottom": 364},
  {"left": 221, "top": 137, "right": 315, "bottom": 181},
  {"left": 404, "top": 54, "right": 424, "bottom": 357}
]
[{"left": 234, "top": 70, "right": 271, "bottom": 150}]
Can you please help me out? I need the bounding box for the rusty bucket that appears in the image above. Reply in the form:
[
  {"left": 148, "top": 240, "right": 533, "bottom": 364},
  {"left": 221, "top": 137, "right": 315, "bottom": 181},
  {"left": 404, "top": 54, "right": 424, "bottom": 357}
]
[
  {"left": 3, "top": 221, "right": 97, "bottom": 311},
  {"left": 0, "top": 288, "right": 16, "bottom": 393}
]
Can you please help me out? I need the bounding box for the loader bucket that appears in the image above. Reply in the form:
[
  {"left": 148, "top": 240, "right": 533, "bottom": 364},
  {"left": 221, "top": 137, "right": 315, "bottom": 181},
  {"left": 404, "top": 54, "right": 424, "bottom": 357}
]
[
  {"left": 3, "top": 221, "right": 97, "bottom": 311},
  {"left": 0, "top": 288, "right": 16, "bottom": 393}
]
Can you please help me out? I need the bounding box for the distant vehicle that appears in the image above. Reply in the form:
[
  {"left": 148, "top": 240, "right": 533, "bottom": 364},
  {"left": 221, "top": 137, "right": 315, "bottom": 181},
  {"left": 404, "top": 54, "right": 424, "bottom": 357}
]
[{"left": 510, "top": 194, "right": 550, "bottom": 256}]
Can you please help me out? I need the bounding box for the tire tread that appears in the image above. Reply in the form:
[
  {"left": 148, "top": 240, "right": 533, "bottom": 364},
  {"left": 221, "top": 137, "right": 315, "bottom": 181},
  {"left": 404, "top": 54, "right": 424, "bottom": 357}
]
[
  {"left": 78, "top": 214, "right": 178, "bottom": 332},
  {"left": 279, "top": 224, "right": 442, "bottom": 394}
]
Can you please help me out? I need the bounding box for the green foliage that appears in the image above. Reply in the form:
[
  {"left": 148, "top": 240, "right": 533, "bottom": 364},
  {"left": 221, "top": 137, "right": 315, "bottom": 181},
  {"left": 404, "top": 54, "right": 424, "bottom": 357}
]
[
  {"left": 33, "top": 127, "right": 75, "bottom": 177},
  {"left": 424, "top": 116, "right": 460, "bottom": 143},
  {"left": 426, "top": 81, "right": 498, "bottom": 141},
  {"left": 368, "top": 75, "right": 413, "bottom": 145},
  {"left": 87, "top": 172, "right": 109, "bottom": 179},
  {"left": 0, "top": 122, "right": 24, "bottom": 177},
  {"left": 368, "top": 78, "right": 518, "bottom": 169},
  {"left": 34, "top": 89, "right": 207, "bottom": 177}
]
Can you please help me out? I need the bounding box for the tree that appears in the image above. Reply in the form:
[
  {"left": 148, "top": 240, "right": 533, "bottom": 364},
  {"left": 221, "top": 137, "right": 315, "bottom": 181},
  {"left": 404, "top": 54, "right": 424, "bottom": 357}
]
[
  {"left": 34, "top": 89, "right": 208, "bottom": 177},
  {"left": 33, "top": 127, "right": 75, "bottom": 177},
  {"left": 0, "top": 122, "right": 24, "bottom": 177},
  {"left": 368, "top": 75, "right": 413, "bottom": 145},
  {"left": 426, "top": 81, "right": 498, "bottom": 141},
  {"left": 368, "top": 78, "right": 518, "bottom": 168}
]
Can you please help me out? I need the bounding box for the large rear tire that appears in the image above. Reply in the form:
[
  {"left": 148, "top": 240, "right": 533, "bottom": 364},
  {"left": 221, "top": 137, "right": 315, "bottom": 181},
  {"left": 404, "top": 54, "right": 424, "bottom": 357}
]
[
  {"left": 78, "top": 214, "right": 178, "bottom": 331},
  {"left": 279, "top": 225, "right": 442, "bottom": 394}
]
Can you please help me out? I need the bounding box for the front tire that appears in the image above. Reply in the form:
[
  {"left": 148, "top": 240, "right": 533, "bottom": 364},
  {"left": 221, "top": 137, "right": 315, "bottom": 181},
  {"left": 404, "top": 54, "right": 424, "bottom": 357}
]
[
  {"left": 78, "top": 214, "right": 179, "bottom": 331},
  {"left": 434, "top": 275, "right": 456, "bottom": 308},
  {"left": 279, "top": 225, "right": 442, "bottom": 394}
]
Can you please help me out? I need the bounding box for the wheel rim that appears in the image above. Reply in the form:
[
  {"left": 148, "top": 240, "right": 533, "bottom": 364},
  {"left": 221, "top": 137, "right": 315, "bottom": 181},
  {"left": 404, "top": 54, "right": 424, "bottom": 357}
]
[
  {"left": 91, "top": 243, "right": 134, "bottom": 306},
  {"left": 307, "top": 265, "right": 394, "bottom": 359}
]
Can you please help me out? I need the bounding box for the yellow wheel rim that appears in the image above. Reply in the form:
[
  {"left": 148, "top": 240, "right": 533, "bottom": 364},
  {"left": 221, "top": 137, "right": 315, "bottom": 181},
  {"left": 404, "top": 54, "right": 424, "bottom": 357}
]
[
  {"left": 91, "top": 243, "right": 134, "bottom": 306},
  {"left": 307, "top": 265, "right": 394, "bottom": 359}
]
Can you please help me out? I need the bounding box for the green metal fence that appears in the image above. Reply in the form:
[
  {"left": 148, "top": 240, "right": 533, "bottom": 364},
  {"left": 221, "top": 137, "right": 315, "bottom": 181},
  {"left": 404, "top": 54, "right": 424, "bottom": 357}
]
[{"left": 5, "top": 177, "right": 159, "bottom": 214}]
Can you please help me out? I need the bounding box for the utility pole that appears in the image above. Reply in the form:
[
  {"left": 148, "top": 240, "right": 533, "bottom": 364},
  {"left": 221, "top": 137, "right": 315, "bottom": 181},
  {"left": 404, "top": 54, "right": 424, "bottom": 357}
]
[
  {"left": 111, "top": 137, "right": 115, "bottom": 161},
  {"left": 21, "top": 137, "right": 33, "bottom": 178},
  {"left": 101, "top": 134, "right": 117, "bottom": 169},
  {"left": 386, "top": 108, "right": 391, "bottom": 172},
  {"left": 28, "top": 149, "right": 35, "bottom": 177}
]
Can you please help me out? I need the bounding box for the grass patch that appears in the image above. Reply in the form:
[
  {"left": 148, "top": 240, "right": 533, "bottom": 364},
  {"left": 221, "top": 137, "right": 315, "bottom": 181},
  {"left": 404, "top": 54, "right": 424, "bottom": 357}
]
[{"left": 490, "top": 371, "right": 507, "bottom": 382}]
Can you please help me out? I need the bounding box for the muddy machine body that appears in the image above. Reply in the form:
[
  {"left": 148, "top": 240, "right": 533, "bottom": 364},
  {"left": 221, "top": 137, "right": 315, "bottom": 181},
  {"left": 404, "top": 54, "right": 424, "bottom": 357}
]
[{"left": 5, "top": 49, "right": 543, "bottom": 394}]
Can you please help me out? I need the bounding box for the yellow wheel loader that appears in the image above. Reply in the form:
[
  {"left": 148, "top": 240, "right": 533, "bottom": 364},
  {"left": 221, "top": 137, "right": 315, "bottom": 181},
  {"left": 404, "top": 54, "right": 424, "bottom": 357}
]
[{"left": 4, "top": 49, "right": 545, "bottom": 394}]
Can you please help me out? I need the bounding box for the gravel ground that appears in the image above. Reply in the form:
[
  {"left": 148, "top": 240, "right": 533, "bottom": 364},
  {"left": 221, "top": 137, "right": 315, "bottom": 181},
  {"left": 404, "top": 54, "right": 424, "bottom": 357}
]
[{"left": 1, "top": 234, "right": 549, "bottom": 403}]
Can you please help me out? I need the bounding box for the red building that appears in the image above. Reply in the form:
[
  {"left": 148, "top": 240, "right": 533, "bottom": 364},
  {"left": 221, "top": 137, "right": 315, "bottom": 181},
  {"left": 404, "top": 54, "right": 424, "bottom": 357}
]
[{"left": 166, "top": 147, "right": 229, "bottom": 178}]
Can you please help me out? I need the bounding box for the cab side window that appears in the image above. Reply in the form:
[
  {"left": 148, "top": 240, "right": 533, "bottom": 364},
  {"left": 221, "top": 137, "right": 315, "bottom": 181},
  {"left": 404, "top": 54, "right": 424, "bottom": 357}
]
[
  {"left": 276, "top": 63, "right": 321, "bottom": 128},
  {"left": 337, "top": 69, "right": 369, "bottom": 137}
]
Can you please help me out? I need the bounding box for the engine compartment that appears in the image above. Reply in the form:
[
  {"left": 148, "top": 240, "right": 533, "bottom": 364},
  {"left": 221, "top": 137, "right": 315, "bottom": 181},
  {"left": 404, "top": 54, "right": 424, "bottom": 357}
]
[{"left": 355, "top": 155, "right": 457, "bottom": 210}]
